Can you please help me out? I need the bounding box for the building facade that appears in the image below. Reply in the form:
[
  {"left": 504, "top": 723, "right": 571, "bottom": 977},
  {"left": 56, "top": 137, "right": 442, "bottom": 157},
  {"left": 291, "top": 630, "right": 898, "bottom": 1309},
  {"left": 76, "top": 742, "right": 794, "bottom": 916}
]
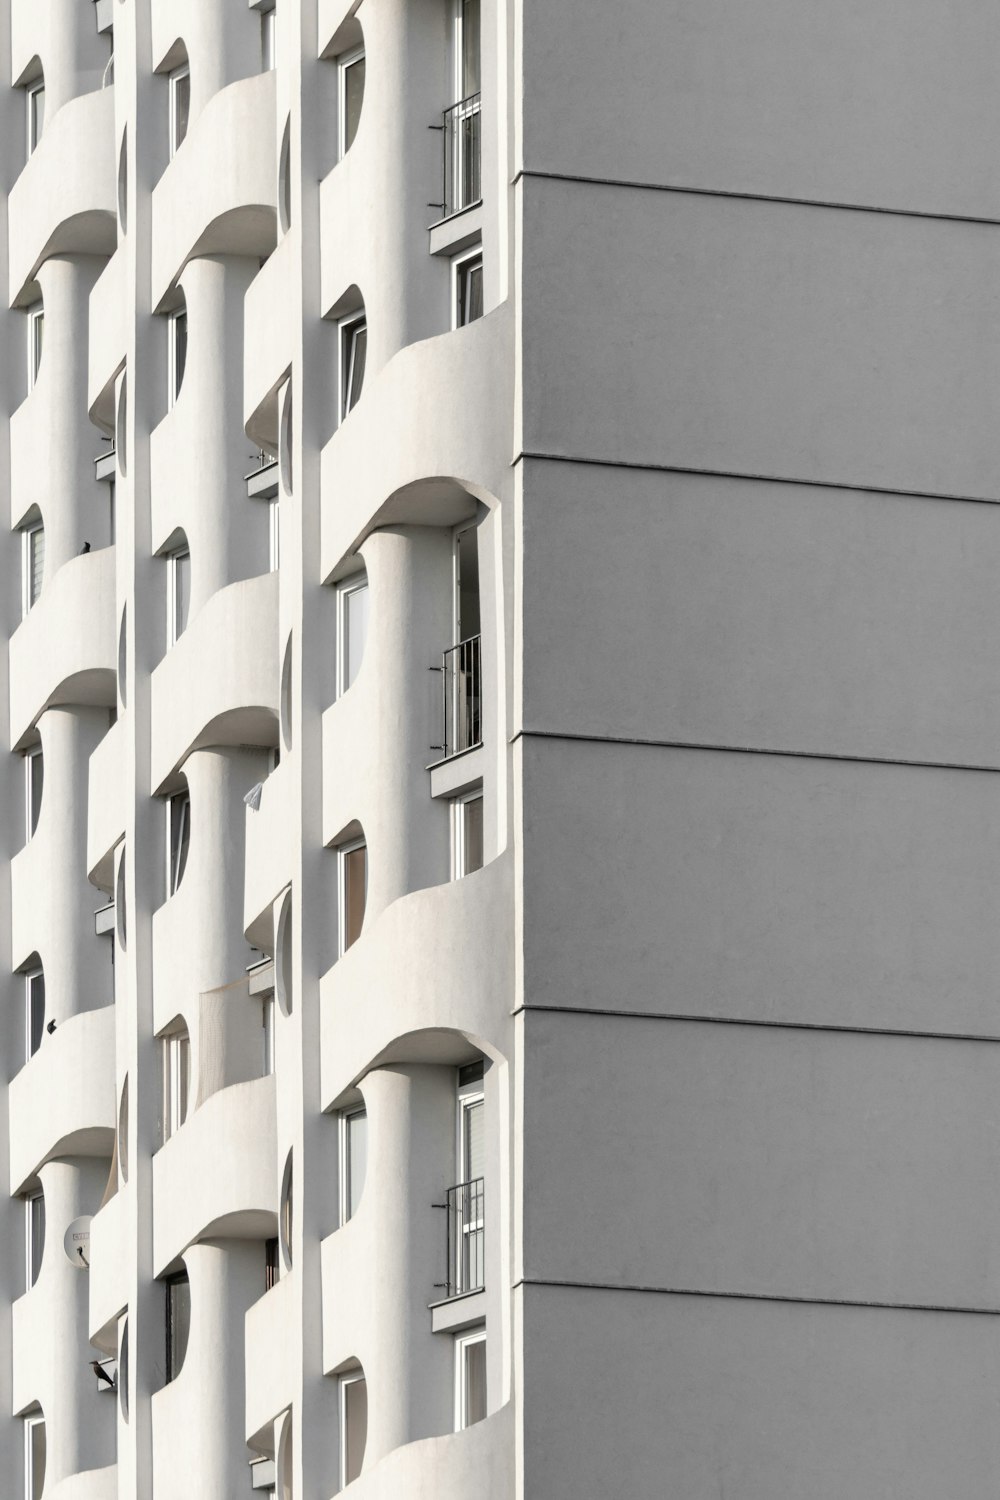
[{"left": 2, "top": 0, "right": 1000, "bottom": 1496}]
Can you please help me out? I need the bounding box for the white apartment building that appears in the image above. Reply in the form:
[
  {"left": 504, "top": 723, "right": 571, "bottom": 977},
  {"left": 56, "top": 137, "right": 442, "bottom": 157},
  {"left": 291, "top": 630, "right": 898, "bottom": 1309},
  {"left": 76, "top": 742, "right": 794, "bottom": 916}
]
[{"left": 3, "top": 1, "right": 1000, "bottom": 1497}]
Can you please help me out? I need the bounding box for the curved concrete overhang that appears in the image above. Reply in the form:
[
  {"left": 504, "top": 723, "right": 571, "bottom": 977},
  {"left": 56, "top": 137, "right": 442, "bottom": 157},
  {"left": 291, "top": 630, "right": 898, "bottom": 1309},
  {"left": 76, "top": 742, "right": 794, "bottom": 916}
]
[
  {"left": 88, "top": 1186, "right": 128, "bottom": 1344},
  {"left": 320, "top": 852, "right": 514, "bottom": 1110},
  {"left": 152, "top": 1074, "right": 277, "bottom": 1275},
  {"left": 244, "top": 1271, "right": 296, "bottom": 1449},
  {"left": 87, "top": 248, "right": 126, "bottom": 428},
  {"left": 87, "top": 716, "right": 125, "bottom": 891},
  {"left": 9, "top": 1004, "right": 115, "bottom": 1192},
  {"left": 151, "top": 70, "right": 278, "bottom": 306},
  {"left": 149, "top": 571, "right": 279, "bottom": 790},
  {"left": 243, "top": 230, "right": 294, "bottom": 450},
  {"left": 319, "top": 306, "right": 513, "bottom": 580},
  {"left": 9, "top": 547, "right": 116, "bottom": 747},
  {"left": 46, "top": 1467, "right": 118, "bottom": 1500},
  {"left": 8, "top": 87, "right": 116, "bottom": 304},
  {"left": 244, "top": 758, "right": 293, "bottom": 953}
]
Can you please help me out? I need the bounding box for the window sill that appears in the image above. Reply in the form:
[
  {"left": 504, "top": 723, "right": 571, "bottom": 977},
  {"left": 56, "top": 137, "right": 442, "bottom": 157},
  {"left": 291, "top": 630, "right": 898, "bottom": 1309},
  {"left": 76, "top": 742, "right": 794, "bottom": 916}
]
[
  {"left": 429, "top": 1287, "right": 486, "bottom": 1334},
  {"left": 428, "top": 742, "right": 484, "bottom": 799},
  {"left": 428, "top": 201, "right": 483, "bottom": 257}
]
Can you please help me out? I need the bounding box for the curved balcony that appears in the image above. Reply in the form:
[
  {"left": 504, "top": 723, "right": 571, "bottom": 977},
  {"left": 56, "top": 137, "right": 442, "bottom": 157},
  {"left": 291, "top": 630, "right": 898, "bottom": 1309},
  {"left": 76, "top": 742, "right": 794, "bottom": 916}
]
[
  {"left": 317, "top": 1407, "right": 513, "bottom": 1500},
  {"left": 244, "top": 1271, "right": 296, "bottom": 1446},
  {"left": 47, "top": 1468, "right": 118, "bottom": 1500},
  {"left": 151, "top": 69, "right": 277, "bottom": 305},
  {"left": 152, "top": 1075, "right": 277, "bottom": 1274},
  {"left": 319, "top": 306, "right": 512, "bottom": 580},
  {"left": 243, "top": 231, "right": 295, "bottom": 450},
  {"left": 244, "top": 757, "right": 294, "bottom": 952},
  {"left": 8, "top": 86, "right": 116, "bottom": 302},
  {"left": 150, "top": 571, "right": 278, "bottom": 789},
  {"left": 9, "top": 1004, "right": 115, "bottom": 1191},
  {"left": 320, "top": 852, "right": 513, "bottom": 1109},
  {"left": 89, "top": 1184, "right": 128, "bottom": 1344},
  {"left": 87, "top": 715, "right": 125, "bottom": 890},
  {"left": 87, "top": 248, "right": 126, "bottom": 427},
  {"left": 9, "top": 547, "right": 116, "bottom": 746}
]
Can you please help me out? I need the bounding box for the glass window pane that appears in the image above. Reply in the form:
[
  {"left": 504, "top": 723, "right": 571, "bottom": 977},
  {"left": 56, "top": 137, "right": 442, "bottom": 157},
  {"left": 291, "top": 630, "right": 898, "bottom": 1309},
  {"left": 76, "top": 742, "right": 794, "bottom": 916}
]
[
  {"left": 166, "top": 1275, "right": 190, "bottom": 1380},
  {"left": 28, "top": 973, "right": 45, "bottom": 1058},
  {"left": 177, "top": 1034, "right": 190, "bottom": 1125},
  {"left": 344, "top": 1378, "right": 367, "bottom": 1484},
  {"left": 344, "top": 845, "right": 367, "bottom": 950},
  {"left": 170, "top": 793, "right": 190, "bottom": 892},
  {"left": 28, "top": 751, "right": 43, "bottom": 837},
  {"left": 172, "top": 312, "right": 187, "bottom": 400},
  {"left": 463, "top": 796, "right": 484, "bottom": 874},
  {"left": 29, "top": 1194, "right": 45, "bottom": 1286},
  {"left": 29, "top": 1420, "right": 45, "bottom": 1500},
  {"left": 462, "top": 1097, "right": 485, "bottom": 1181},
  {"left": 30, "top": 527, "right": 45, "bottom": 606},
  {"left": 343, "top": 582, "right": 369, "bottom": 690},
  {"left": 463, "top": 1338, "right": 487, "bottom": 1426},
  {"left": 345, "top": 323, "right": 366, "bottom": 413},
  {"left": 172, "top": 71, "right": 190, "bottom": 151},
  {"left": 173, "top": 551, "right": 190, "bottom": 639},
  {"left": 347, "top": 1110, "right": 367, "bottom": 1219},
  {"left": 462, "top": 0, "right": 481, "bottom": 95},
  {"left": 344, "top": 56, "right": 365, "bottom": 152}
]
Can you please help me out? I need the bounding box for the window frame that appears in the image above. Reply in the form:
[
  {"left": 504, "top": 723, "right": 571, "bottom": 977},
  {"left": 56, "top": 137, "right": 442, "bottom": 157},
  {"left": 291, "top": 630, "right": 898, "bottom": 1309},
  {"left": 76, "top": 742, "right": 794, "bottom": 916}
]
[
  {"left": 161, "top": 1025, "right": 191, "bottom": 1143},
  {"left": 339, "top": 1370, "right": 368, "bottom": 1489},
  {"left": 338, "top": 312, "right": 367, "bottom": 421},
  {"left": 452, "top": 244, "right": 484, "bottom": 330},
  {"left": 21, "top": 518, "right": 44, "bottom": 618},
  {"left": 338, "top": 46, "right": 366, "bottom": 158},
  {"left": 336, "top": 574, "right": 370, "bottom": 697},
  {"left": 451, "top": 786, "right": 484, "bottom": 879},
  {"left": 24, "top": 968, "right": 44, "bottom": 1063},
  {"left": 261, "top": 6, "right": 277, "bottom": 72},
  {"left": 337, "top": 837, "right": 368, "bottom": 956},
  {"left": 452, "top": 0, "right": 481, "bottom": 102},
  {"left": 26, "top": 79, "right": 44, "bottom": 157},
  {"left": 24, "top": 1412, "right": 45, "bottom": 1500},
  {"left": 338, "top": 1104, "right": 368, "bottom": 1226},
  {"left": 25, "top": 1188, "right": 44, "bottom": 1291},
  {"left": 165, "top": 788, "right": 190, "bottom": 896},
  {"left": 167, "top": 307, "right": 187, "bottom": 409},
  {"left": 24, "top": 745, "right": 43, "bottom": 843},
  {"left": 168, "top": 63, "right": 191, "bottom": 158},
  {"left": 164, "top": 1269, "right": 191, "bottom": 1382},
  {"left": 454, "top": 1327, "right": 487, "bottom": 1431},
  {"left": 27, "top": 303, "right": 43, "bottom": 389},
  {"left": 167, "top": 545, "right": 191, "bottom": 645}
]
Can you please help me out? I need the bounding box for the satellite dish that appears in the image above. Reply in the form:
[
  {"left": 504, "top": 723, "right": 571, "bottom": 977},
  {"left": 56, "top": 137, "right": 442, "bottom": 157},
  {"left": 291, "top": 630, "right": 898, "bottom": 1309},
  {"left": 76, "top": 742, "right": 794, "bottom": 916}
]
[{"left": 64, "top": 1216, "right": 92, "bottom": 1269}]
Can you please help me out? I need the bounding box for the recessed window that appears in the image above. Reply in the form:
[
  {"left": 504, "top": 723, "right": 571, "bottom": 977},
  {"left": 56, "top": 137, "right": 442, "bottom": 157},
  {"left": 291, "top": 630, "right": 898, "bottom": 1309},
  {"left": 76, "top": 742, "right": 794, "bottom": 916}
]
[
  {"left": 454, "top": 1329, "right": 487, "bottom": 1430},
  {"left": 166, "top": 788, "right": 190, "bottom": 896},
  {"left": 21, "top": 518, "right": 44, "bottom": 617},
  {"left": 339, "top": 313, "right": 367, "bottom": 419},
  {"left": 338, "top": 839, "right": 367, "bottom": 954},
  {"left": 168, "top": 545, "right": 191, "bottom": 644},
  {"left": 165, "top": 1270, "right": 191, "bottom": 1381},
  {"left": 443, "top": 0, "right": 481, "bottom": 216},
  {"left": 261, "top": 7, "right": 277, "bottom": 71},
  {"left": 25, "top": 1189, "right": 44, "bottom": 1290},
  {"left": 24, "top": 1414, "right": 45, "bottom": 1500},
  {"left": 265, "top": 1235, "right": 279, "bottom": 1290},
  {"left": 339, "top": 1371, "right": 368, "bottom": 1487},
  {"left": 453, "top": 247, "right": 483, "bottom": 328},
  {"left": 161, "top": 1025, "right": 191, "bottom": 1143},
  {"left": 336, "top": 575, "right": 369, "bottom": 696},
  {"left": 167, "top": 306, "right": 187, "bottom": 407},
  {"left": 26, "top": 79, "right": 45, "bottom": 157},
  {"left": 269, "top": 496, "right": 280, "bottom": 571},
  {"left": 452, "top": 789, "right": 484, "bottom": 878},
  {"left": 338, "top": 48, "right": 366, "bottom": 156},
  {"left": 27, "top": 303, "right": 43, "bottom": 388},
  {"left": 168, "top": 64, "right": 190, "bottom": 157},
  {"left": 452, "top": 1064, "right": 485, "bottom": 1295},
  {"left": 24, "top": 746, "right": 43, "bottom": 842},
  {"left": 25, "top": 968, "right": 45, "bottom": 1062},
  {"left": 262, "top": 990, "right": 275, "bottom": 1076},
  {"left": 339, "top": 1106, "right": 368, "bottom": 1225}
]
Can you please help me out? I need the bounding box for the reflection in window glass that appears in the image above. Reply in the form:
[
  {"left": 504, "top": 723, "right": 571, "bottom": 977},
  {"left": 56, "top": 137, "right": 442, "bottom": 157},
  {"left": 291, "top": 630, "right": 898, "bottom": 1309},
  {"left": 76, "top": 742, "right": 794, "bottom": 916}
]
[
  {"left": 165, "top": 1272, "right": 190, "bottom": 1380},
  {"left": 341, "top": 1374, "right": 367, "bottom": 1486}
]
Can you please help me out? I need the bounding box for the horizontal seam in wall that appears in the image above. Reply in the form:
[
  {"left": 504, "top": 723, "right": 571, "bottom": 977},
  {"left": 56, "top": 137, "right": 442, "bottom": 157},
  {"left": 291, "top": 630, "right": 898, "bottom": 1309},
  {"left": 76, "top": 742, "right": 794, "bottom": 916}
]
[
  {"left": 511, "top": 727, "right": 1000, "bottom": 777},
  {"left": 512, "top": 449, "right": 1000, "bottom": 508},
  {"left": 514, "top": 1276, "right": 1000, "bottom": 1317},
  {"left": 510, "top": 1003, "right": 1000, "bottom": 1048},
  {"left": 514, "top": 167, "right": 1000, "bottom": 230}
]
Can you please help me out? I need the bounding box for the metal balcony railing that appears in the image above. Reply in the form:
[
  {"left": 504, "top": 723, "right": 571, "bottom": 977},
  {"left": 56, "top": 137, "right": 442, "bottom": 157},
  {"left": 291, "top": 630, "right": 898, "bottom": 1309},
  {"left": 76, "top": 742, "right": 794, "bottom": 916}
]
[
  {"left": 440, "top": 634, "right": 481, "bottom": 759},
  {"left": 442, "top": 93, "right": 481, "bottom": 219},
  {"left": 436, "top": 1177, "right": 484, "bottom": 1299}
]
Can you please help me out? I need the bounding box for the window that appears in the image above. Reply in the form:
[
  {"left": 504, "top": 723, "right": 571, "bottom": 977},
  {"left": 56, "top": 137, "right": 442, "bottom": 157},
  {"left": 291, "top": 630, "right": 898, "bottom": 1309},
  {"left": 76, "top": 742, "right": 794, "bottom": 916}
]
[
  {"left": 339, "top": 1372, "right": 367, "bottom": 1488},
  {"left": 455, "top": 1063, "right": 485, "bottom": 1294},
  {"left": 168, "top": 65, "right": 190, "bottom": 157},
  {"left": 261, "top": 7, "right": 277, "bottom": 71},
  {"left": 269, "top": 495, "right": 280, "bottom": 571},
  {"left": 454, "top": 1329, "right": 487, "bottom": 1430},
  {"left": 340, "top": 314, "right": 367, "bottom": 419},
  {"left": 168, "top": 546, "right": 191, "bottom": 643},
  {"left": 21, "top": 519, "right": 44, "bottom": 616},
  {"left": 166, "top": 790, "right": 190, "bottom": 895},
  {"left": 27, "top": 304, "right": 43, "bottom": 388},
  {"left": 338, "top": 839, "right": 367, "bottom": 954},
  {"left": 24, "top": 1414, "right": 45, "bottom": 1500},
  {"left": 279, "top": 1151, "right": 293, "bottom": 1269},
  {"left": 167, "top": 308, "right": 187, "bottom": 407},
  {"left": 25, "top": 1189, "right": 44, "bottom": 1290},
  {"left": 24, "top": 746, "right": 43, "bottom": 842},
  {"left": 25, "top": 969, "right": 44, "bottom": 1062},
  {"left": 453, "top": 247, "right": 483, "bottom": 328},
  {"left": 454, "top": 0, "right": 481, "bottom": 100},
  {"left": 443, "top": 0, "right": 481, "bottom": 216},
  {"left": 262, "top": 991, "right": 275, "bottom": 1076},
  {"left": 339, "top": 1107, "right": 368, "bottom": 1225},
  {"left": 26, "top": 80, "right": 44, "bottom": 157},
  {"left": 338, "top": 48, "right": 366, "bottom": 156},
  {"left": 336, "top": 576, "right": 369, "bottom": 695},
  {"left": 109, "top": 478, "right": 117, "bottom": 545},
  {"left": 452, "top": 789, "right": 483, "bottom": 878},
  {"left": 165, "top": 1271, "right": 191, "bottom": 1381},
  {"left": 265, "top": 1236, "right": 279, "bottom": 1290},
  {"left": 161, "top": 1026, "right": 191, "bottom": 1143}
]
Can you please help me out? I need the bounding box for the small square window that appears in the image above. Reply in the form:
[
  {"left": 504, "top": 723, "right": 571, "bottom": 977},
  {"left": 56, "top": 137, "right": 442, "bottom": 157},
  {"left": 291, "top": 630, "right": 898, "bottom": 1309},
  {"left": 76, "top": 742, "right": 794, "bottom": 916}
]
[
  {"left": 168, "top": 65, "right": 190, "bottom": 157},
  {"left": 339, "top": 1371, "right": 368, "bottom": 1487},
  {"left": 338, "top": 48, "right": 366, "bottom": 156},
  {"left": 340, "top": 314, "right": 367, "bottom": 419},
  {"left": 26, "top": 81, "right": 44, "bottom": 157},
  {"left": 338, "top": 840, "right": 367, "bottom": 954},
  {"left": 452, "top": 789, "right": 484, "bottom": 878},
  {"left": 339, "top": 1106, "right": 368, "bottom": 1225},
  {"left": 453, "top": 248, "right": 483, "bottom": 328},
  {"left": 24, "top": 746, "right": 43, "bottom": 842},
  {"left": 336, "top": 575, "right": 370, "bottom": 696},
  {"left": 455, "top": 1329, "right": 487, "bottom": 1430}
]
